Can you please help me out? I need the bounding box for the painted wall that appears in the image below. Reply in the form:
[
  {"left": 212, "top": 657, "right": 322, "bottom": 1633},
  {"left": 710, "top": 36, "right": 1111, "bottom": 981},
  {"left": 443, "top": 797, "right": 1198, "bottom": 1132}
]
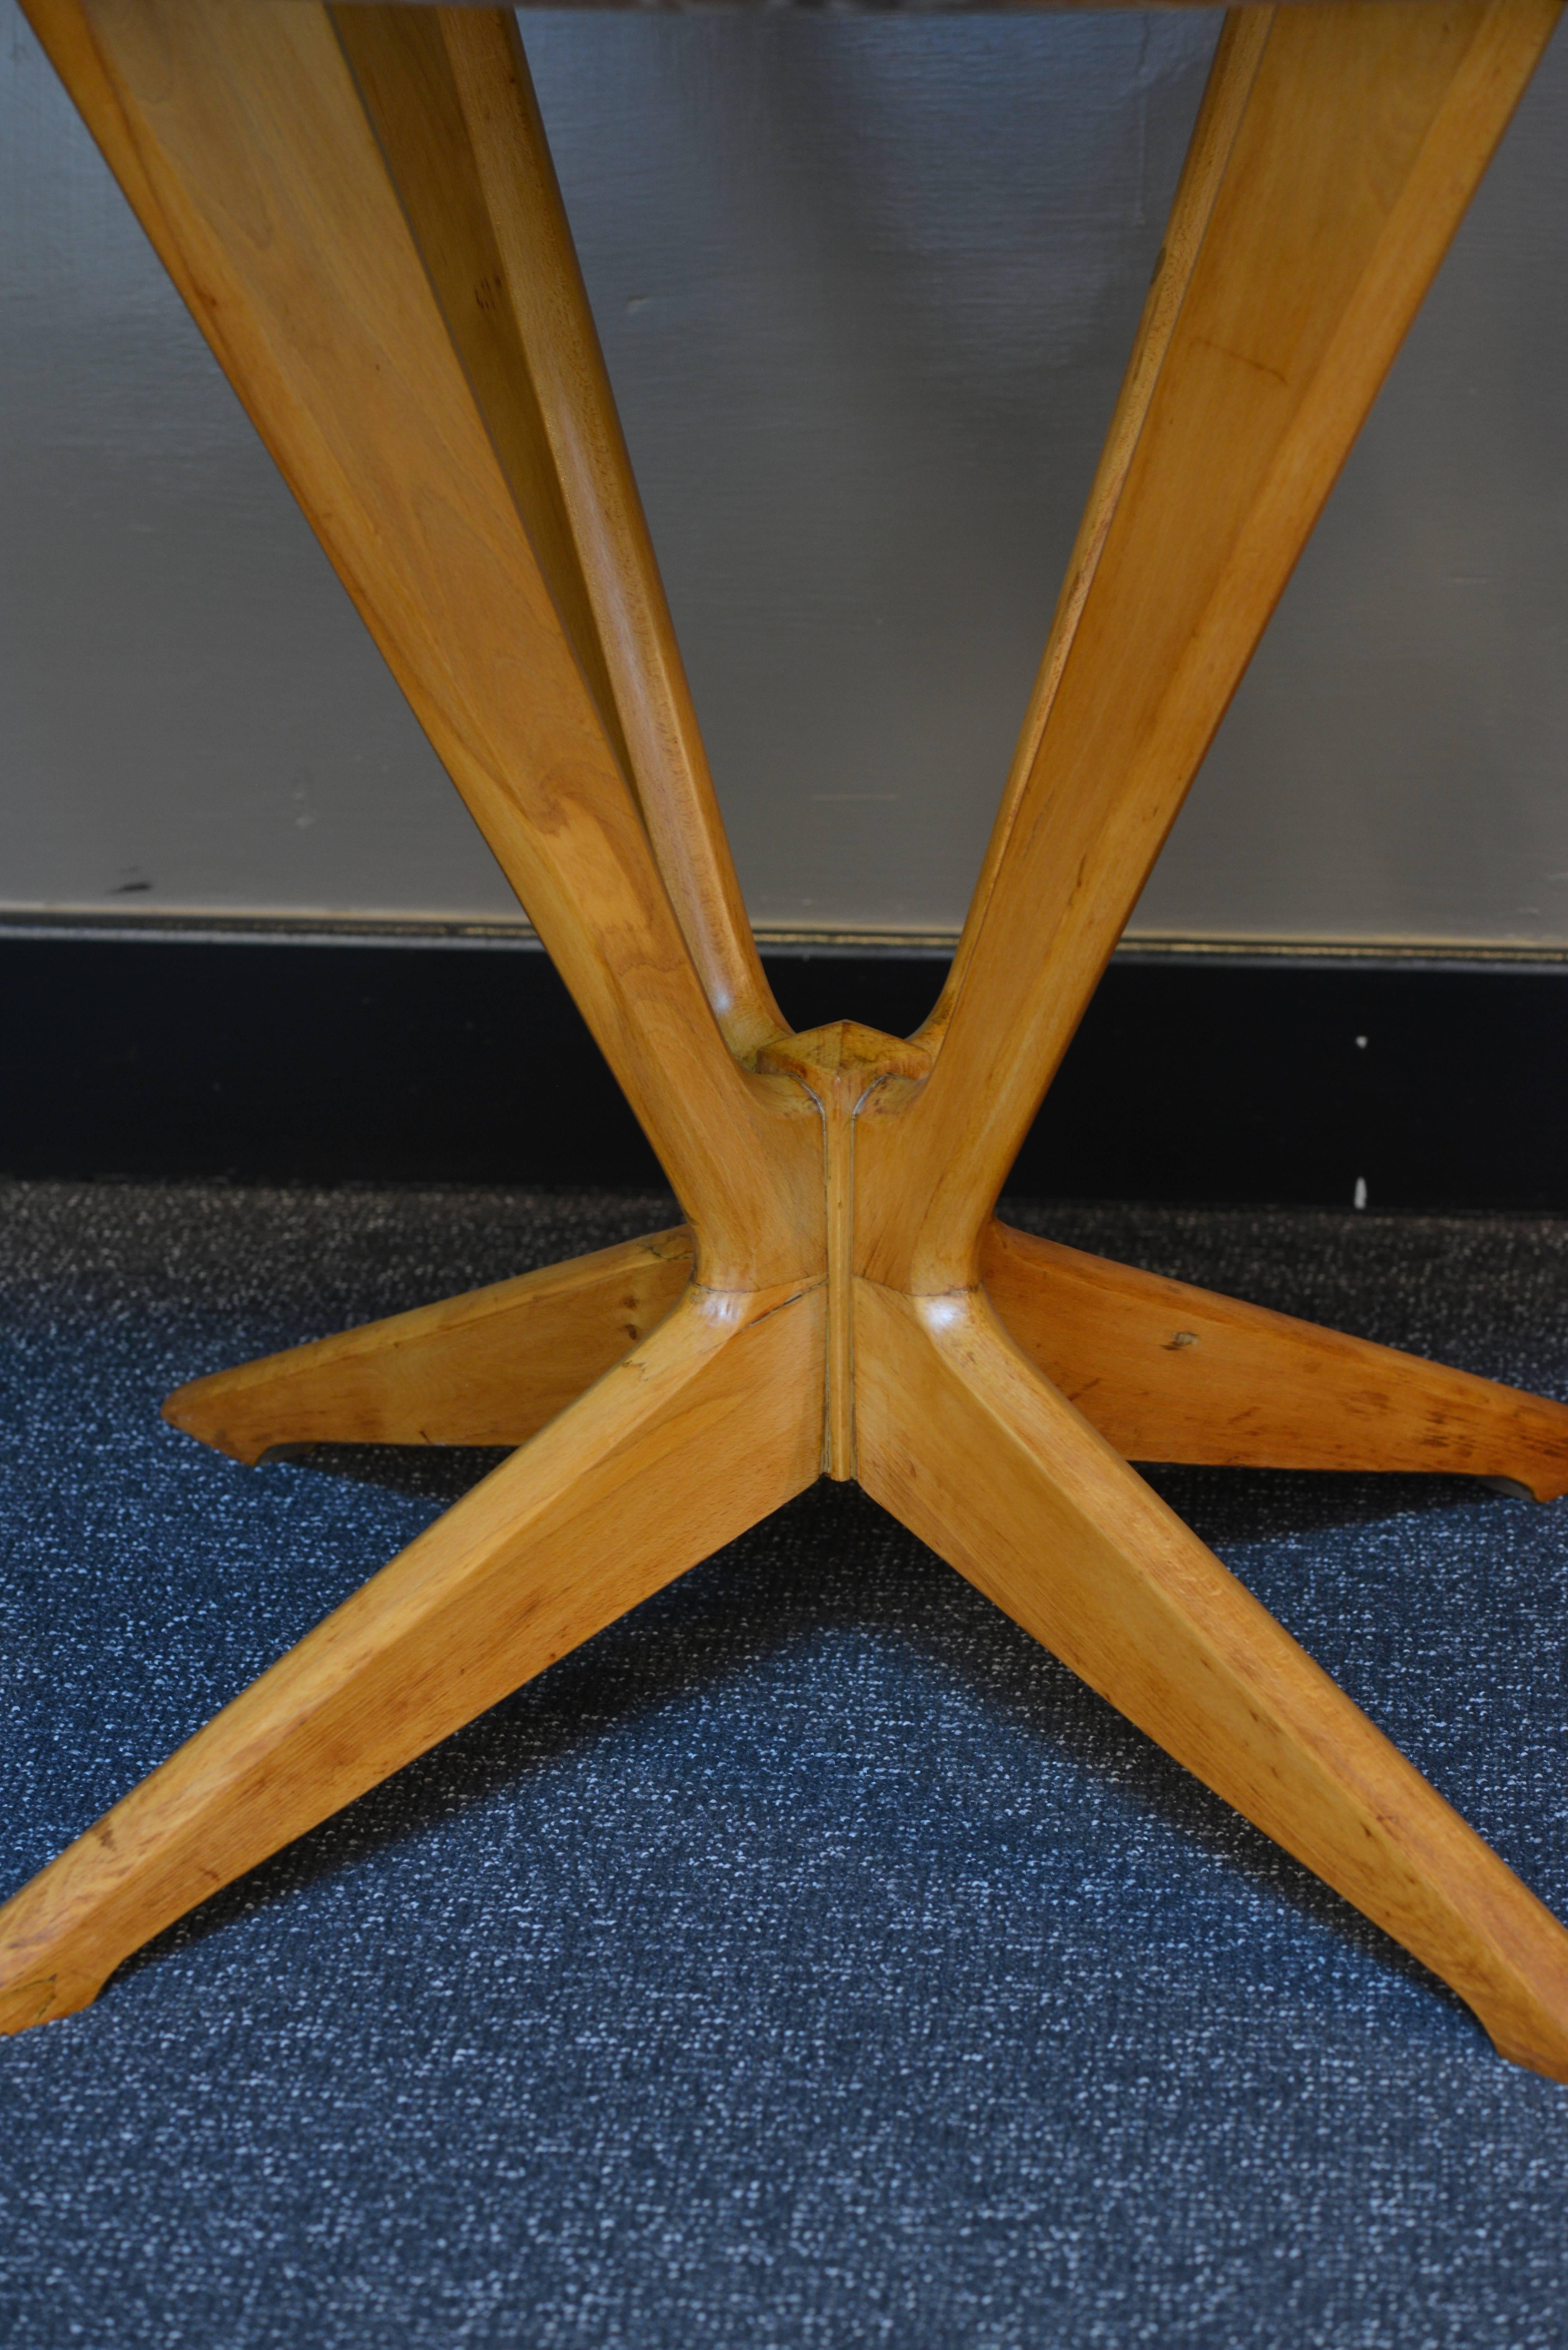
[{"left": 2, "top": 4, "right": 1566, "bottom": 945}]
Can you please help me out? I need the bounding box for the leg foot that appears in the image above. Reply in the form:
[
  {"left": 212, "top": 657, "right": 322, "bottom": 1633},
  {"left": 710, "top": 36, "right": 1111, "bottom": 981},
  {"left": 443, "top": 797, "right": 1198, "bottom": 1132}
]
[
  {"left": 983, "top": 1220, "right": 1568, "bottom": 1498},
  {"left": 1, "top": 1272, "right": 822, "bottom": 2030},
  {"left": 164, "top": 1227, "right": 694, "bottom": 1461},
  {"left": 855, "top": 1275, "right": 1568, "bottom": 2081}
]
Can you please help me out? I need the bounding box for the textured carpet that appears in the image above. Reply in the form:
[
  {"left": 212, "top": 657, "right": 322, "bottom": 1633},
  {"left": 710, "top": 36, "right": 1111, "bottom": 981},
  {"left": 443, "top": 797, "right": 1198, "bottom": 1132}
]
[{"left": 2, "top": 1180, "right": 1567, "bottom": 2349}]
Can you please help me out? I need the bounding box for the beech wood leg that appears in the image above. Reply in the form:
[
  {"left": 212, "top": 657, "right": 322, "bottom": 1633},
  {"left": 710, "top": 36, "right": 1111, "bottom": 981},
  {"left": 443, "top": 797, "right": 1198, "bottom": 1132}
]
[
  {"left": 982, "top": 1221, "right": 1568, "bottom": 1497},
  {"left": 10, "top": 0, "right": 1568, "bottom": 2077},
  {"left": 164, "top": 1227, "right": 694, "bottom": 1461},
  {"left": 859, "top": 0, "right": 1564, "bottom": 1295},
  {"left": 330, "top": 3, "right": 787, "bottom": 1059},
  {"left": 0, "top": 1277, "right": 824, "bottom": 2033},
  {"left": 855, "top": 1277, "right": 1568, "bottom": 2082},
  {"left": 21, "top": 0, "right": 820, "bottom": 1291}
]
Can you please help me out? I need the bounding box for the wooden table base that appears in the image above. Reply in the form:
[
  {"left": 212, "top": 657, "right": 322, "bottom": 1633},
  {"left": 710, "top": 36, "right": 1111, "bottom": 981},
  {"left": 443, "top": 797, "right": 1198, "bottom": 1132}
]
[{"left": 5, "top": 0, "right": 1568, "bottom": 2080}]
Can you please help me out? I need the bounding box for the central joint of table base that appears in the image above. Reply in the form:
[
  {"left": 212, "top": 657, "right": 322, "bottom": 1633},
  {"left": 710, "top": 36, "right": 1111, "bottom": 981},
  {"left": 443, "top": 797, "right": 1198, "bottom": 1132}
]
[{"left": 8, "top": 1021, "right": 1568, "bottom": 2077}]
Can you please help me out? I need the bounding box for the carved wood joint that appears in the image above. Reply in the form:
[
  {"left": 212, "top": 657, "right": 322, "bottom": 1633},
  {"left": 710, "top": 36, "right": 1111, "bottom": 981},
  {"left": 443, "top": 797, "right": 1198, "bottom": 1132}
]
[{"left": 757, "top": 1020, "right": 933, "bottom": 1477}]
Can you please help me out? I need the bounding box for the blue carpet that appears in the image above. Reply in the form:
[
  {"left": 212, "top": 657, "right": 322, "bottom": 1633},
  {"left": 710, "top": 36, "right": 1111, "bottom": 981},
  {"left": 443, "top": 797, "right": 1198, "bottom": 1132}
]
[{"left": 2, "top": 1181, "right": 1567, "bottom": 2348}]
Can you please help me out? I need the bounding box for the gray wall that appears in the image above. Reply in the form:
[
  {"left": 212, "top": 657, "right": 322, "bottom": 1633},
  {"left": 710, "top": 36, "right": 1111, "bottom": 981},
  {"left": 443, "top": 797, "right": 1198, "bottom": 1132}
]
[{"left": 3, "top": 4, "right": 1566, "bottom": 946}]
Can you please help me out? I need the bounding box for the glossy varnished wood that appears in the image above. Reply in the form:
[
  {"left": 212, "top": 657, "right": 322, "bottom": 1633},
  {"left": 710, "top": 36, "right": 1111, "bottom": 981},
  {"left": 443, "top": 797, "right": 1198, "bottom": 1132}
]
[
  {"left": 0, "top": 1275, "right": 824, "bottom": 2033},
  {"left": 853, "top": 1276, "right": 1568, "bottom": 2081},
  {"left": 164, "top": 1209, "right": 1568, "bottom": 1500},
  {"left": 982, "top": 1221, "right": 1568, "bottom": 1497},
  {"left": 5, "top": 0, "right": 1568, "bottom": 2079},
  {"left": 19, "top": 0, "right": 816, "bottom": 1288},
  {"left": 333, "top": 5, "right": 786, "bottom": 1059},
  {"left": 164, "top": 1227, "right": 695, "bottom": 1461},
  {"left": 860, "top": 0, "right": 1564, "bottom": 1294},
  {"left": 758, "top": 1022, "right": 934, "bottom": 1478}
]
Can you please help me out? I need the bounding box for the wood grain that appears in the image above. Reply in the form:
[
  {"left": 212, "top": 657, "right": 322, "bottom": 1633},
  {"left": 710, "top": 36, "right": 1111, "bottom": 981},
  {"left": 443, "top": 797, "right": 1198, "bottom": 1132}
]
[
  {"left": 918, "top": 4, "right": 1275, "bottom": 1055},
  {"left": 22, "top": 0, "right": 817, "bottom": 1288},
  {"left": 983, "top": 1220, "right": 1568, "bottom": 1497},
  {"left": 336, "top": 7, "right": 786, "bottom": 1060},
  {"left": 855, "top": 1273, "right": 1568, "bottom": 2081},
  {"left": 859, "top": 0, "right": 1565, "bottom": 1294},
  {"left": 759, "top": 1023, "right": 933, "bottom": 1478},
  {"left": 0, "top": 1274, "right": 824, "bottom": 2034},
  {"left": 12, "top": 0, "right": 1568, "bottom": 2076},
  {"left": 163, "top": 1226, "right": 696, "bottom": 1461}
]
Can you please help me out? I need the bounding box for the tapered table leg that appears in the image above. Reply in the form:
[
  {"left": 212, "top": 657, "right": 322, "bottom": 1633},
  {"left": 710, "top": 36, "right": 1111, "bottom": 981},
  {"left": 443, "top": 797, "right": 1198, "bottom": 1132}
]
[
  {"left": 861, "top": 0, "right": 1564, "bottom": 1296},
  {"left": 21, "top": 0, "right": 820, "bottom": 1290},
  {"left": 0, "top": 1277, "right": 824, "bottom": 2032},
  {"left": 983, "top": 1221, "right": 1568, "bottom": 1495},
  {"left": 165, "top": 1228, "right": 693, "bottom": 1460},
  {"left": 856, "top": 1276, "right": 1568, "bottom": 2081}
]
